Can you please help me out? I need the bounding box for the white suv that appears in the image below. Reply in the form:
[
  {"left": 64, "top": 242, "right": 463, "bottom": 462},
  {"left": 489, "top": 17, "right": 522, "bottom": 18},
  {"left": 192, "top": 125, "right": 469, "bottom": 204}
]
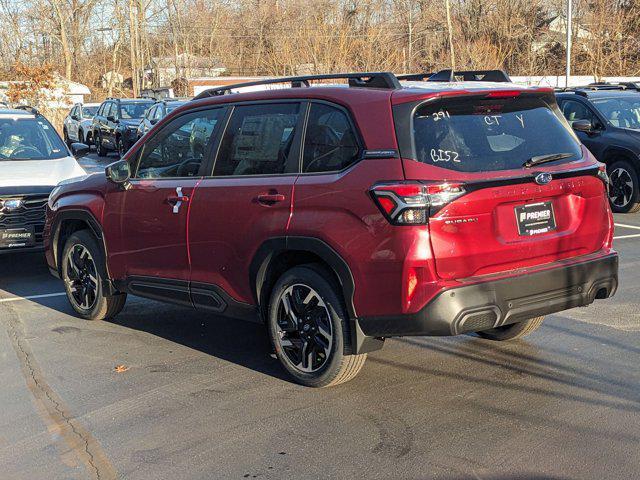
[
  {"left": 0, "top": 108, "right": 86, "bottom": 253},
  {"left": 63, "top": 102, "right": 100, "bottom": 146}
]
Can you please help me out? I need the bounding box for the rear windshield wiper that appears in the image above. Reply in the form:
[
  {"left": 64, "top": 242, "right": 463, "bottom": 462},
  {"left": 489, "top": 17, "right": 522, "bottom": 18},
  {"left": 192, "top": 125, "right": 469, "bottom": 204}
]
[{"left": 523, "top": 153, "right": 574, "bottom": 168}]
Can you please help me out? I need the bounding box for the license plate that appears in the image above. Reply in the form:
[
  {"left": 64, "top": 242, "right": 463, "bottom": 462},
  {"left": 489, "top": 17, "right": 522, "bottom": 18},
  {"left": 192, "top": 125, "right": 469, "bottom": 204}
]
[
  {"left": 0, "top": 227, "right": 35, "bottom": 248},
  {"left": 515, "top": 201, "right": 556, "bottom": 236}
]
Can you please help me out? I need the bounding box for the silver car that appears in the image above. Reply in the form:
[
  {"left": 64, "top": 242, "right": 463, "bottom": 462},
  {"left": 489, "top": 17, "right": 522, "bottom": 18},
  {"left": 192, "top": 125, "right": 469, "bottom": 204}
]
[{"left": 63, "top": 102, "right": 100, "bottom": 146}]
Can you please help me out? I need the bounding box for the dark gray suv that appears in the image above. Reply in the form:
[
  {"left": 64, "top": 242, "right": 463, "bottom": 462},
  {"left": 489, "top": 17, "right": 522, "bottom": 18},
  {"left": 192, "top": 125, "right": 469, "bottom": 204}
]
[
  {"left": 92, "top": 98, "right": 154, "bottom": 157},
  {"left": 556, "top": 84, "right": 640, "bottom": 213}
]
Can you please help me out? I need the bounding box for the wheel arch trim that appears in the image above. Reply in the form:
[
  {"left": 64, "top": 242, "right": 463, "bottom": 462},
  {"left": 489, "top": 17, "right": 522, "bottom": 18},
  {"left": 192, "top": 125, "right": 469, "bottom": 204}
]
[
  {"left": 250, "top": 236, "right": 357, "bottom": 319},
  {"left": 51, "top": 209, "right": 106, "bottom": 277}
]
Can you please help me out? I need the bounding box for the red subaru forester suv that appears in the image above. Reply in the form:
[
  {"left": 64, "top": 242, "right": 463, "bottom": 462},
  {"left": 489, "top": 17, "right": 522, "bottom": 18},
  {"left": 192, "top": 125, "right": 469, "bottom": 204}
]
[{"left": 44, "top": 71, "right": 618, "bottom": 387}]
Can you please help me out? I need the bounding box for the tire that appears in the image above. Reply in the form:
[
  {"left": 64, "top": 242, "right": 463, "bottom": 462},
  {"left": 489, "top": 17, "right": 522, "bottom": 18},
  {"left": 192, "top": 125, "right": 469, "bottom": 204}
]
[
  {"left": 61, "top": 230, "right": 126, "bottom": 321},
  {"left": 85, "top": 131, "right": 93, "bottom": 147},
  {"left": 78, "top": 130, "right": 85, "bottom": 145},
  {"left": 608, "top": 160, "right": 640, "bottom": 213},
  {"left": 96, "top": 132, "right": 108, "bottom": 157},
  {"left": 267, "top": 265, "right": 367, "bottom": 387},
  {"left": 63, "top": 128, "right": 71, "bottom": 147},
  {"left": 477, "top": 316, "right": 545, "bottom": 341}
]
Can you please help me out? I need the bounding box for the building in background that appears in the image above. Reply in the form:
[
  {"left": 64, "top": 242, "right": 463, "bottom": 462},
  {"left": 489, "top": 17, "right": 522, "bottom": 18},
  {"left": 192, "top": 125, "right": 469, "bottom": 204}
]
[{"left": 145, "top": 54, "right": 226, "bottom": 88}]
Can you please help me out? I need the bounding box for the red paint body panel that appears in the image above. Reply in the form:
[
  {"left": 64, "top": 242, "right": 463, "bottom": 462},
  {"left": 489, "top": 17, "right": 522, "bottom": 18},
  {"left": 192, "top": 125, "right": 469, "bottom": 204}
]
[
  {"left": 102, "top": 179, "right": 199, "bottom": 280},
  {"left": 188, "top": 176, "right": 296, "bottom": 303}
]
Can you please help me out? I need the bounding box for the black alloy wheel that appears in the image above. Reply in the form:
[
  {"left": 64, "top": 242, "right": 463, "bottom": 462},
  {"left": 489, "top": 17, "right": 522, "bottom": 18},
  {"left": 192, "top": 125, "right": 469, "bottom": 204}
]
[
  {"left": 608, "top": 160, "right": 640, "bottom": 213},
  {"left": 275, "top": 283, "right": 334, "bottom": 373},
  {"left": 65, "top": 243, "right": 99, "bottom": 312},
  {"left": 268, "top": 265, "right": 367, "bottom": 387}
]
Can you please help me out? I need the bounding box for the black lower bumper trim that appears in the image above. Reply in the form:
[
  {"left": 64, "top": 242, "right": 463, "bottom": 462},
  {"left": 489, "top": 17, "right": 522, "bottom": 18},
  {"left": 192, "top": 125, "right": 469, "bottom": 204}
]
[{"left": 357, "top": 253, "right": 618, "bottom": 338}]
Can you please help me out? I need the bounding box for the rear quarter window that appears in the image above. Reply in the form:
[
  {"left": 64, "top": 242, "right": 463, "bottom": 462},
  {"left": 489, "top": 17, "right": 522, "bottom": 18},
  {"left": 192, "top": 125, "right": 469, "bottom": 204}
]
[{"left": 411, "top": 95, "right": 582, "bottom": 172}]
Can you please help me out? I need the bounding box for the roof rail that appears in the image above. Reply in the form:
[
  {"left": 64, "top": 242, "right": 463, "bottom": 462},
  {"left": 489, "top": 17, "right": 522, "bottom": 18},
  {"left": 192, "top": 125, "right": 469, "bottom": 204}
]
[
  {"left": 14, "top": 105, "right": 40, "bottom": 116},
  {"left": 556, "top": 83, "right": 640, "bottom": 94},
  {"left": 396, "top": 73, "right": 434, "bottom": 81},
  {"left": 589, "top": 82, "right": 640, "bottom": 91},
  {"left": 193, "top": 72, "right": 402, "bottom": 99},
  {"left": 400, "top": 69, "right": 512, "bottom": 83}
]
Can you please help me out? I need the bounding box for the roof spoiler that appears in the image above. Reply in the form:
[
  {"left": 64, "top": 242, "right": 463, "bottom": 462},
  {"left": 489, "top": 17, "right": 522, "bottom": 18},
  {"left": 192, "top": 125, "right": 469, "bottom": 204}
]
[
  {"left": 398, "top": 69, "right": 512, "bottom": 83},
  {"left": 193, "top": 72, "right": 402, "bottom": 99}
]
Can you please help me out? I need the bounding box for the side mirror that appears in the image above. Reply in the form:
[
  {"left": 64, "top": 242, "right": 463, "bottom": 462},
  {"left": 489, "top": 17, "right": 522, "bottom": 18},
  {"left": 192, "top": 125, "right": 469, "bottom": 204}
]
[
  {"left": 107, "top": 115, "right": 117, "bottom": 122},
  {"left": 105, "top": 159, "right": 131, "bottom": 185},
  {"left": 70, "top": 142, "right": 90, "bottom": 158},
  {"left": 572, "top": 119, "right": 595, "bottom": 133},
  {"left": 71, "top": 114, "right": 79, "bottom": 121},
  {"left": 150, "top": 118, "right": 158, "bottom": 125}
]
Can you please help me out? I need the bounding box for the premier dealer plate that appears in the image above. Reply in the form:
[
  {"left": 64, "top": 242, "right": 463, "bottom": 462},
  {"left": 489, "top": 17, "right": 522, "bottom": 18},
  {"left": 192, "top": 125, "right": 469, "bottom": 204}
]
[
  {"left": 515, "top": 201, "right": 556, "bottom": 236},
  {"left": 0, "top": 227, "right": 35, "bottom": 248}
]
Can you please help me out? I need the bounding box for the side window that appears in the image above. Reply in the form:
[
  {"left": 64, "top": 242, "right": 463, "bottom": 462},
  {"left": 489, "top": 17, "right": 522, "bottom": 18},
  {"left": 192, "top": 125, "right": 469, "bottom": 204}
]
[
  {"left": 562, "top": 100, "right": 596, "bottom": 125},
  {"left": 145, "top": 106, "right": 156, "bottom": 120},
  {"left": 96, "top": 104, "right": 104, "bottom": 116},
  {"left": 213, "top": 103, "right": 301, "bottom": 176},
  {"left": 103, "top": 102, "right": 113, "bottom": 119},
  {"left": 302, "top": 103, "right": 360, "bottom": 173},
  {"left": 71, "top": 106, "right": 78, "bottom": 117},
  {"left": 135, "top": 108, "right": 224, "bottom": 179}
]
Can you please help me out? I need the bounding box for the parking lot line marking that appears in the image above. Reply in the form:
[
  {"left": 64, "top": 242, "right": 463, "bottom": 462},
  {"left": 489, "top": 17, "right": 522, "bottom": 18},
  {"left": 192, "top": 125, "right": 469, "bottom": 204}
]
[
  {"left": 613, "top": 233, "right": 640, "bottom": 240},
  {"left": 615, "top": 223, "right": 640, "bottom": 230},
  {"left": 0, "top": 292, "right": 66, "bottom": 303}
]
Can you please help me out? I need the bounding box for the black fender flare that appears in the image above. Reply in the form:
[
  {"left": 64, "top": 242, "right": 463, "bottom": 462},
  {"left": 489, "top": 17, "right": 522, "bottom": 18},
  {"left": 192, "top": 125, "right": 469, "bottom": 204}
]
[
  {"left": 51, "top": 209, "right": 104, "bottom": 274},
  {"left": 250, "top": 236, "right": 357, "bottom": 319},
  {"left": 602, "top": 145, "right": 639, "bottom": 168},
  {"left": 249, "top": 236, "right": 383, "bottom": 354}
]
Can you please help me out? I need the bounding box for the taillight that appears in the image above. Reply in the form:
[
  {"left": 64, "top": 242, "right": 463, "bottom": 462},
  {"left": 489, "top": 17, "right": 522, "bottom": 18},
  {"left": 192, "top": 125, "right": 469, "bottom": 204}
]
[
  {"left": 597, "top": 164, "right": 609, "bottom": 192},
  {"left": 370, "top": 181, "right": 466, "bottom": 225}
]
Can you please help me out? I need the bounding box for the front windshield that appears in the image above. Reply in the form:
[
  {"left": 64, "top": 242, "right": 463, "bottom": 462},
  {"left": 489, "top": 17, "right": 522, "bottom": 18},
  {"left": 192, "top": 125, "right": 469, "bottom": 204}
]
[
  {"left": 82, "top": 106, "right": 98, "bottom": 119},
  {"left": 120, "top": 103, "right": 153, "bottom": 119},
  {"left": 592, "top": 97, "right": 640, "bottom": 129},
  {"left": 0, "top": 116, "right": 67, "bottom": 160}
]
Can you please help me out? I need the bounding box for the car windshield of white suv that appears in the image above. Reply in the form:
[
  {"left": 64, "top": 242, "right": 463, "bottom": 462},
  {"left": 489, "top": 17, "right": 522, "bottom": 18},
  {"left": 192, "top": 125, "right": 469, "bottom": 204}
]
[
  {"left": 82, "top": 106, "right": 98, "bottom": 119},
  {"left": 592, "top": 97, "right": 640, "bottom": 129},
  {"left": 120, "top": 103, "right": 153, "bottom": 119},
  {"left": 0, "top": 117, "right": 67, "bottom": 160},
  {"left": 413, "top": 95, "right": 582, "bottom": 172}
]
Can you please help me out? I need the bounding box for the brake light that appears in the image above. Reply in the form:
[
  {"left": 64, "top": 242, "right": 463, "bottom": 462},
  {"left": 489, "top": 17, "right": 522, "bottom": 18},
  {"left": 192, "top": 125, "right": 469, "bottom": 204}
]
[
  {"left": 485, "top": 90, "right": 522, "bottom": 99},
  {"left": 370, "top": 182, "right": 466, "bottom": 225}
]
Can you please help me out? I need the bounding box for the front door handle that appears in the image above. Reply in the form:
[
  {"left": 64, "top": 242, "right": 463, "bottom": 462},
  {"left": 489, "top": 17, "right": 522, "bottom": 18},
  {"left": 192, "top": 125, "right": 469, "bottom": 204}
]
[
  {"left": 256, "top": 193, "right": 285, "bottom": 205},
  {"left": 167, "top": 187, "right": 189, "bottom": 213}
]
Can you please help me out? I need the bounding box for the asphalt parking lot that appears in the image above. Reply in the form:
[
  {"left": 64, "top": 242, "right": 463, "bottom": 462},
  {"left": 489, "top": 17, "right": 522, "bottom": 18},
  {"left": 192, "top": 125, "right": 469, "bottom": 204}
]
[{"left": 1, "top": 155, "right": 639, "bottom": 480}]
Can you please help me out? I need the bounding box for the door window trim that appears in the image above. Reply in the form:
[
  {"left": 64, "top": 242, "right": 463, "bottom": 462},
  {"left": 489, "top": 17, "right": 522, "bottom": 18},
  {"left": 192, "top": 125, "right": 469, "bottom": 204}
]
[
  {"left": 205, "top": 100, "right": 306, "bottom": 179},
  {"left": 298, "top": 99, "right": 364, "bottom": 176},
  {"left": 129, "top": 105, "right": 229, "bottom": 181}
]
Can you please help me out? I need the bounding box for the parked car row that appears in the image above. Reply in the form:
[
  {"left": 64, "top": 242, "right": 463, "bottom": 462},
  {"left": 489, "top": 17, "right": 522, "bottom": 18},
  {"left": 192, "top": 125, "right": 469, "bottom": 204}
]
[{"left": 44, "top": 70, "right": 618, "bottom": 387}]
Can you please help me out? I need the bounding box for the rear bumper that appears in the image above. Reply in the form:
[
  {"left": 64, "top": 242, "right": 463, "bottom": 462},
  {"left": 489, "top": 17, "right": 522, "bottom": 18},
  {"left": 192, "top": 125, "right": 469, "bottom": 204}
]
[{"left": 356, "top": 252, "right": 618, "bottom": 339}]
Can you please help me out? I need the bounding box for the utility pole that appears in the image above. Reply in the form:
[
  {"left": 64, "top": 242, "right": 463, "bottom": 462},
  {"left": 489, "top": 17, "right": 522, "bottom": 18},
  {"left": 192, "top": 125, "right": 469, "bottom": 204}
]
[
  {"left": 566, "top": 0, "right": 572, "bottom": 87},
  {"left": 445, "top": 0, "right": 455, "bottom": 70}
]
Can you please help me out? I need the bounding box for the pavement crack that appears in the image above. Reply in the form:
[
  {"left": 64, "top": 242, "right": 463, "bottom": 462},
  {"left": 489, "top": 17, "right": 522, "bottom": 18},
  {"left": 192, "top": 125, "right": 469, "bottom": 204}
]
[{"left": 3, "top": 306, "right": 117, "bottom": 480}]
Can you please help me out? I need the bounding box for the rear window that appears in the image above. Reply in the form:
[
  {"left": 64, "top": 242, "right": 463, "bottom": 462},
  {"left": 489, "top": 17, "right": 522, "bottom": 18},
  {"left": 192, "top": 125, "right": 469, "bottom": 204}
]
[{"left": 412, "top": 95, "right": 582, "bottom": 172}]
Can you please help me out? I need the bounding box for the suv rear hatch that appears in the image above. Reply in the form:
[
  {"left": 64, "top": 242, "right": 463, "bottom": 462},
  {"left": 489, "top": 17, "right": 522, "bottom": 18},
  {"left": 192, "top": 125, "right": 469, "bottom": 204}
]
[{"left": 392, "top": 88, "right": 612, "bottom": 280}]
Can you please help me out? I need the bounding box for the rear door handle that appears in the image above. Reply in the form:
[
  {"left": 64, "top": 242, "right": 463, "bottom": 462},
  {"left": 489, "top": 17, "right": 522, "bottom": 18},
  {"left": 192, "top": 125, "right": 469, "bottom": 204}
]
[
  {"left": 167, "top": 187, "right": 189, "bottom": 213},
  {"left": 256, "top": 193, "right": 285, "bottom": 205}
]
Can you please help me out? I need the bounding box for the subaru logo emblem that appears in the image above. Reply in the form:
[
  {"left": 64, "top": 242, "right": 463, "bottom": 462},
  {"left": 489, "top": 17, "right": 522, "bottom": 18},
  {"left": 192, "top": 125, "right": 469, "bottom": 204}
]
[
  {"left": 535, "top": 173, "right": 552, "bottom": 185},
  {"left": 1, "top": 199, "right": 23, "bottom": 211}
]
